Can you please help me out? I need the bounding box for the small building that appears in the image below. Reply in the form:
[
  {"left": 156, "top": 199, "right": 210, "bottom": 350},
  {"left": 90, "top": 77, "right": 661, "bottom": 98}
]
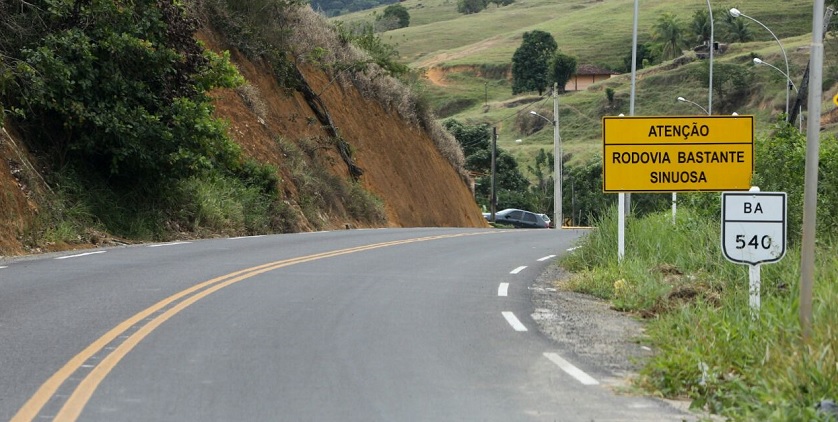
[{"left": 565, "top": 65, "right": 618, "bottom": 92}]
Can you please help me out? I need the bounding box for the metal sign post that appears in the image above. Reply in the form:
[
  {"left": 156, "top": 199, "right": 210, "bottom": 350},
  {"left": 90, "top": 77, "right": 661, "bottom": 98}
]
[{"left": 721, "top": 190, "right": 787, "bottom": 315}]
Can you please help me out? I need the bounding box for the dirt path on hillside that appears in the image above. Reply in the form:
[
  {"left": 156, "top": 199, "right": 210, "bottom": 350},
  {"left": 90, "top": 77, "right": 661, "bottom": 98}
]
[{"left": 417, "top": 36, "right": 504, "bottom": 87}]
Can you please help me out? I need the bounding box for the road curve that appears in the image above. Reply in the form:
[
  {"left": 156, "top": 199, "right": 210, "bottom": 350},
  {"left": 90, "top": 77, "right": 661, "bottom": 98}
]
[{"left": 0, "top": 228, "right": 692, "bottom": 421}]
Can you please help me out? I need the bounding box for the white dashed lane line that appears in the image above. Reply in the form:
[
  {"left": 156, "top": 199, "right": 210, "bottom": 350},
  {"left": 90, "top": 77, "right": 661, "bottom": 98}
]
[
  {"left": 147, "top": 241, "right": 191, "bottom": 248},
  {"left": 54, "top": 251, "right": 107, "bottom": 260},
  {"left": 537, "top": 255, "right": 556, "bottom": 262},
  {"left": 510, "top": 266, "right": 527, "bottom": 274},
  {"left": 544, "top": 352, "right": 599, "bottom": 385},
  {"left": 229, "top": 235, "right": 266, "bottom": 240},
  {"left": 498, "top": 283, "right": 509, "bottom": 297},
  {"left": 502, "top": 312, "right": 528, "bottom": 332}
]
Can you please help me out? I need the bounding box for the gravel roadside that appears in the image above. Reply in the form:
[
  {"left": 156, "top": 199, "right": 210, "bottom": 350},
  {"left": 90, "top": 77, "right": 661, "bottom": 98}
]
[{"left": 530, "top": 263, "right": 700, "bottom": 418}]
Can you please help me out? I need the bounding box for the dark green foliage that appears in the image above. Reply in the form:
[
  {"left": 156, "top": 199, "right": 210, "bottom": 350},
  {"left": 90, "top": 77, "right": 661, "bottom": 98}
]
[
  {"left": 621, "top": 43, "right": 660, "bottom": 73},
  {"left": 311, "top": 0, "right": 397, "bottom": 17},
  {"left": 443, "top": 119, "right": 490, "bottom": 157},
  {"left": 511, "top": 30, "right": 557, "bottom": 95},
  {"left": 6, "top": 0, "right": 244, "bottom": 194},
  {"left": 690, "top": 9, "right": 711, "bottom": 45},
  {"left": 443, "top": 119, "right": 533, "bottom": 211},
  {"left": 690, "top": 61, "right": 754, "bottom": 113},
  {"left": 683, "top": 120, "right": 838, "bottom": 241},
  {"left": 456, "top": 0, "right": 513, "bottom": 14},
  {"left": 379, "top": 4, "right": 410, "bottom": 29},
  {"left": 719, "top": 10, "right": 754, "bottom": 43},
  {"left": 527, "top": 149, "right": 554, "bottom": 218},
  {"left": 549, "top": 52, "right": 577, "bottom": 93},
  {"left": 457, "top": 0, "right": 488, "bottom": 15}
]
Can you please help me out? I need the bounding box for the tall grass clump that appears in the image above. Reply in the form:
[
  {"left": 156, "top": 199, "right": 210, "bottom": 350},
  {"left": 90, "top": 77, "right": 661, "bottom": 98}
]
[{"left": 561, "top": 204, "right": 838, "bottom": 419}]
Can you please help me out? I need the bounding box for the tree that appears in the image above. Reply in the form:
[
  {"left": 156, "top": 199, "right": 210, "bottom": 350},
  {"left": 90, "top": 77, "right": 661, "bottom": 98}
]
[
  {"left": 549, "top": 52, "right": 577, "bottom": 93},
  {"left": 511, "top": 30, "right": 557, "bottom": 95},
  {"left": 720, "top": 12, "right": 754, "bottom": 43},
  {"left": 443, "top": 119, "right": 532, "bottom": 210},
  {"left": 457, "top": 0, "right": 487, "bottom": 14},
  {"left": 527, "top": 149, "right": 554, "bottom": 216},
  {"left": 690, "top": 9, "right": 711, "bottom": 45},
  {"left": 379, "top": 4, "right": 410, "bottom": 29},
  {"left": 443, "top": 119, "right": 490, "bottom": 157},
  {"left": 621, "top": 43, "right": 659, "bottom": 73},
  {"left": 652, "top": 12, "right": 687, "bottom": 61}
]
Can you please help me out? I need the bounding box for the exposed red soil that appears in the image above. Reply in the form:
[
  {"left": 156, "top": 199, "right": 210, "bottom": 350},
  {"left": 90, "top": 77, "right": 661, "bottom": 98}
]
[{"left": 0, "top": 29, "right": 487, "bottom": 256}]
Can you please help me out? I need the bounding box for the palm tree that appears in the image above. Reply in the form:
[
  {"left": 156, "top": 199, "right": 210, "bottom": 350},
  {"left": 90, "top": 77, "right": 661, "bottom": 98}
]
[
  {"left": 653, "top": 12, "right": 687, "bottom": 61},
  {"left": 721, "top": 13, "right": 754, "bottom": 43},
  {"left": 690, "top": 9, "right": 711, "bottom": 45}
]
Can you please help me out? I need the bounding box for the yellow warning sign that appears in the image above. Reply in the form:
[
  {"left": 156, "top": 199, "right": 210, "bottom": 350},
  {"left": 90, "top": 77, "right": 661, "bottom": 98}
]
[
  {"left": 833, "top": 92, "right": 838, "bottom": 107},
  {"left": 602, "top": 116, "right": 754, "bottom": 192}
]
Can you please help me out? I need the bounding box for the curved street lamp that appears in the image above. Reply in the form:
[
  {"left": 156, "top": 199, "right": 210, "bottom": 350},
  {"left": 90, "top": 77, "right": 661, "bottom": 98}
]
[
  {"left": 753, "top": 57, "right": 803, "bottom": 129},
  {"left": 753, "top": 58, "right": 798, "bottom": 92},
  {"left": 729, "top": 7, "right": 791, "bottom": 116},
  {"left": 676, "top": 96, "right": 710, "bottom": 115}
]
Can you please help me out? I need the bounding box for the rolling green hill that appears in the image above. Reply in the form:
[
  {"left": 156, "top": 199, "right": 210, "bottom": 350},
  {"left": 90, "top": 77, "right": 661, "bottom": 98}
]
[{"left": 334, "top": 0, "right": 838, "bottom": 174}]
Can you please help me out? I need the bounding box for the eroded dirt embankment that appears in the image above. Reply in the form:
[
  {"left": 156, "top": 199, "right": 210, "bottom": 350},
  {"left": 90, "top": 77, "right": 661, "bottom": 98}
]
[{"left": 0, "top": 30, "right": 487, "bottom": 256}]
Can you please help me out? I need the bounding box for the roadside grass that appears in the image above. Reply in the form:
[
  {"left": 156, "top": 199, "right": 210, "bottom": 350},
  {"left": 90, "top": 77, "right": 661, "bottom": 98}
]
[{"left": 560, "top": 207, "right": 838, "bottom": 420}]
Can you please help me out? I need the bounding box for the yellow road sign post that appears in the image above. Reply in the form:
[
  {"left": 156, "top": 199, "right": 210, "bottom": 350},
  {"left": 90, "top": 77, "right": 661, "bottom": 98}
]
[{"left": 602, "top": 116, "right": 754, "bottom": 192}]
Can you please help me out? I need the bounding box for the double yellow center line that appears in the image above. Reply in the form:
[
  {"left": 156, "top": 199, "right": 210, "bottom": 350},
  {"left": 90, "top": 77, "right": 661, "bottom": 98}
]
[{"left": 14, "top": 231, "right": 493, "bottom": 421}]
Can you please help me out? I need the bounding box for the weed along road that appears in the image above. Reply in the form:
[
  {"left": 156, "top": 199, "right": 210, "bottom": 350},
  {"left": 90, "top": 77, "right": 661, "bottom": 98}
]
[{"left": 1, "top": 228, "right": 692, "bottom": 421}]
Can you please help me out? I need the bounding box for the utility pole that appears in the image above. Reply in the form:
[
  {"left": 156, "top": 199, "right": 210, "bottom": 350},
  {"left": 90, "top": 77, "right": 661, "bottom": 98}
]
[
  {"left": 490, "top": 127, "right": 497, "bottom": 222},
  {"left": 553, "top": 83, "right": 562, "bottom": 229}
]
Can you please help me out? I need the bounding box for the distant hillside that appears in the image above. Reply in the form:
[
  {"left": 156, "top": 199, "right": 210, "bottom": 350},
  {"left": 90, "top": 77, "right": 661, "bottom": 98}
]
[{"left": 335, "top": 0, "right": 838, "bottom": 171}]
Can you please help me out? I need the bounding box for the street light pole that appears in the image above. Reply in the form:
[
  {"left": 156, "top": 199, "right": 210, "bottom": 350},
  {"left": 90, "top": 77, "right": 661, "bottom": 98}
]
[
  {"left": 529, "top": 85, "right": 562, "bottom": 229},
  {"left": 730, "top": 8, "right": 791, "bottom": 116},
  {"left": 706, "top": 0, "right": 714, "bottom": 114},
  {"left": 553, "top": 83, "right": 562, "bottom": 229}
]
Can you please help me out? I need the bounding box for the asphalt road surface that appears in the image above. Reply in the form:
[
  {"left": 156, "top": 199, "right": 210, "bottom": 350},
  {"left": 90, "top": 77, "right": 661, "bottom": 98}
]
[{"left": 0, "top": 228, "right": 693, "bottom": 421}]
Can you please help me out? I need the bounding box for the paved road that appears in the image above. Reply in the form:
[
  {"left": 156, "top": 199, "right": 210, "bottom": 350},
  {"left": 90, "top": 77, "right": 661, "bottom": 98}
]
[{"left": 0, "top": 228, "right": 692, "bottom": 421}]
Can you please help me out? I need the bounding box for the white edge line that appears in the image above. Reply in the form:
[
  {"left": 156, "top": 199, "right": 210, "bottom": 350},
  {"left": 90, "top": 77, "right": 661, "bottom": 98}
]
[
  {"left": 502, "top": 312, "right": 528, "bottom": 331},
  {"left": 55, "top": 251, "right": 107, "bottom": 260},
  {"left": 510, "top": 266, "right": 527, "bottom": 274},
  {"left": 537, "top": 255, "right": 557, "bottom": 262},
  {"left": 229, "top": 235, "right": 266, "bottom": 240},
  {"left": 567, "top": 246, "right": 581, "bottom": 252},
  {"left": 544, "top": 352, "right": 599, "bottom": 385},
  {"left": 0, "top": 266, "right": 7, "bottom": 269},
  {"left": 147, "top": 241, "right": 192, "bottom": 248},
  {"left": 498, "top": 283, "right": 509, "bottom": 297}
]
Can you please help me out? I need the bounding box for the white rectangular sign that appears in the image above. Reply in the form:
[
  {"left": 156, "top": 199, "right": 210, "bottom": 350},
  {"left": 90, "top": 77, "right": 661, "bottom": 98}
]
[{"left": 722, "top": 192, "right": 787, "bottom": 265}]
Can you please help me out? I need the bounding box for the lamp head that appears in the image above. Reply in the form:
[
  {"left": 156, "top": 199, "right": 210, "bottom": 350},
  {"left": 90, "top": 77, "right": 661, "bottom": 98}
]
[
  {"left": 529, "top": 111, "right": 537, "bottom": 115},
  {"left": 677, "top": 97, "right": 687, "bottom": 102},
  {"left": 753, "top": 57, "right": 764, "bottom": 65},
  {"left": 729, "top": 8, "right": 741, "bottom": 18}
]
